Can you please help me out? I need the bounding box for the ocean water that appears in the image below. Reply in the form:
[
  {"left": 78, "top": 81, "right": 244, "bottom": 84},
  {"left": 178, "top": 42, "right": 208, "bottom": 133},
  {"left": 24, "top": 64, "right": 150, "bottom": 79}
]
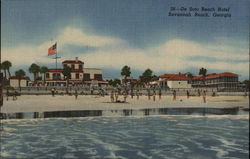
[{"left": 0, "top": 115, "right": 249, "bottom": 159}]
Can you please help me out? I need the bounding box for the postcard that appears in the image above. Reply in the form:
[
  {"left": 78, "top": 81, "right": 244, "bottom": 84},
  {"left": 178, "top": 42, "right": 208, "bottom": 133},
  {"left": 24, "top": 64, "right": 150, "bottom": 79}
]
[{"left": 1, "top": 0, "right": 249, "bottom": 158}]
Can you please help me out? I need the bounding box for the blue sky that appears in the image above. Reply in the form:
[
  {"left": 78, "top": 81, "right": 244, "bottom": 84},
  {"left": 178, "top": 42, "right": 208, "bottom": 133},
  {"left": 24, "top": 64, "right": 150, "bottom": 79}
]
[{"left": 2, "top": 0, "right": 249, "bottom": 80}]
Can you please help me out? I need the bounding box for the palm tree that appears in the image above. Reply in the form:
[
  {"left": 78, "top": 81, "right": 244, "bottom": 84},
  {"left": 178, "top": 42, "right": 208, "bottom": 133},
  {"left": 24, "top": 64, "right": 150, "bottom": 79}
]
[
  {"left": 113, "top": 79, "right": 121, "bottom": 87},
  {"left": 141, "top": 68, "right": 153, "bottom": 84},
  {"left": 151, "top": 75, "right": 159, "bottom": 81},
  {"left": 199, "top": 67, "right": 207, "bottom": 86},
  {"left": 199, "top": 67, "right": 207, "bottom": 77},
  {"left": 29, "top": 63, "right": 40, "bottom": 82},
  {"left": 1, "top": 62, "right": 7, "bottom": 79},
  {"left": 62, "top": 65, "right": 71, "bottom": 93},
  {"left": 1, "top": 61, "right": 12, "bottom": 79},
  {"left": 40, "top": 66, "right": 49, "bottom": 85},
  {"left": 121, "top": 65, "right": 131, "bottom": 84},
  {"left": 15, "top": 69, "right": 26, "bottom": 91},
  {"left": 186, "top": 72, "right": 194, "bottom": 78}
]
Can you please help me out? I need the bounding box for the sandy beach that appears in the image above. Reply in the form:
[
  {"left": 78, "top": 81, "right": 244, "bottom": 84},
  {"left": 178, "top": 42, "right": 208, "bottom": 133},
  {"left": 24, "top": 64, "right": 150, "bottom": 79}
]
[{"left": 1, "top": 95, "right": 249, "bottom": 113}]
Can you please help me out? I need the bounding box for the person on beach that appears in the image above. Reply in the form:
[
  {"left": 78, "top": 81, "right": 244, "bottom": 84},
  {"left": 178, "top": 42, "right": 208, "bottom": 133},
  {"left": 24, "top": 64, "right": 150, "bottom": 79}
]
[
  {"left": 202, "top": 90, "right": 206, "bottom": 103},
  {"left": 115, "top": 91, "right": 119, "bottom": 102},
  {"left": 198, "top": 89, "right": 201, "bottom": 97},
  {"left": 153, "top": 90, "right": 156, "bottom": 101},
  {"left": 130, "top": 88, "right": 134, "bottom": 99},
  {"left": 147, "top": 89, "right": 151, "bottom": 100},
  {"left": 13, "top": 90, "right": 17, "bottom": 101},
  {"left": 102, "top": 88, "right": 105, "bottom": 97},
  {"left": 123, "top": 91, "right": 127, "bottom": 102},
  {"left": 110, "top": 91, "right": 114, "bottom": 102},
  {"left": 6, "top": 89, "right": 9, "bottom": 101},
  {"left": 98, "top": 89, "right": 102, "bottom": 96},
  {"left": 136, "top": 89, "right": 140, "bottom": 100},
  {"left": 158, "top": 89, "right": 162, "bottom": 100},
  {"left": 173, "top": 90, "right": 176, "bottom": 101},
  {"left": 51, "top": 88, "right": 55, "bottom": 97},
  {"left": 186, "top": 90, "right": 190, "bottom": 99},
  {"left": 212, "top": 91, "right": 216, "bottom": 97},
  {"left": 74, "top": 90, "right": 78, "bottom": 100}
]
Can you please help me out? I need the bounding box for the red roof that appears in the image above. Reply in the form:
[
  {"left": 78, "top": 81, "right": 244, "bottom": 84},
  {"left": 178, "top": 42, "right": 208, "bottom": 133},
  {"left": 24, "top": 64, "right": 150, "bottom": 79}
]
[
  {"left": 205, "top": 72, "right": 238, "bottom": 79},
  {"left": 192, "top": 72, "right": 238, "bottom": 80},
  {"left": 48, "top": 69, "right": 83, "bottom": 73},
  {"left": 160, "top": 72, "right": 238, "bottom": 81},
  {"left": 192, "top": 76, "right": 203, "bottom": 80},
  {"left": 62, "top": 60, "right": 84, "bottom": 64},
  {"left": 159, "top": 74, "right": 176, "bottom": 78},
  {"left": 159, "top": 74, "right": 191, "bottom": 81},
  {"left": 169, "top": 74, "right": 191, "bottom": 81}
]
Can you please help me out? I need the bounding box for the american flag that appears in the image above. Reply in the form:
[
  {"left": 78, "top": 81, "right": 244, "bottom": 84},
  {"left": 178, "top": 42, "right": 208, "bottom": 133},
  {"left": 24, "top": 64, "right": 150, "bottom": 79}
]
[{"left": 48, "top": 43, "right": 57, "bottom": 56}]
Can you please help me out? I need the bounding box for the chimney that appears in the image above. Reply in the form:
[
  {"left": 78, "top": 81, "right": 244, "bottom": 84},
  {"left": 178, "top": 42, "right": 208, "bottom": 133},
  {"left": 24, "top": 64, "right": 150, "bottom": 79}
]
[{"left": 75, "top": 57, "right": 78, "bottom": 62}]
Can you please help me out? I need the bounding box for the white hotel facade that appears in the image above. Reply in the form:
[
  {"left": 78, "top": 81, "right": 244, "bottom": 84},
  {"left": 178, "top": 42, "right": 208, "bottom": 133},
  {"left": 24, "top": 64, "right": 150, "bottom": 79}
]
[{"left": 44, "top": 57, "right": 107, "bottom": 87}]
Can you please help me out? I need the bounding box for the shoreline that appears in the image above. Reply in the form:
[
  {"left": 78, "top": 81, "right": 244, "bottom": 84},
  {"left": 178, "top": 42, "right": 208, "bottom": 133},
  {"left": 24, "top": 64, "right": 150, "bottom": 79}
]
[
  {"left": 3, "top": 88, "right": 249, "bottom": 97},
  {"left": 1, "top": 95, "right": 249, "bottom": 114}
]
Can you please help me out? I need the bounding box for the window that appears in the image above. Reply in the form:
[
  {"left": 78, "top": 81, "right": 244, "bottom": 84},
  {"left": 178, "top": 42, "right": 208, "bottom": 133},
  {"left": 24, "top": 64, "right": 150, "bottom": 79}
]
[
  {"left": 71, "top": 64, "right": 75, "bottom": 70},
  {"left": 79, "top": 64, "right": 83, "bottom": 70},
  {"left": 76, "top": 73, "right": 79, "bottom": 79},
  {"left": 46, "top": 73, "right": 50, "bottom": 78},
  {"left": 94, "top": 74, "right": 102, "bottom": 80},
  {"left": 53, "top": 73, "right": 61, "bottom": 80},
  {"left": 84, "top": 73, "right": 90, "bottom": 80},
  {"left": 53, "top": 74, "right": 56, "bottom": 79}
]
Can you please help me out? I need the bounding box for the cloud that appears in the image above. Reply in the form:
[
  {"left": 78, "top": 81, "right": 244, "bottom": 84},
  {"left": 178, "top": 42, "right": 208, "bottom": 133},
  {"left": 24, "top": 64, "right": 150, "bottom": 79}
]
[
  {"left": 2, "top": 26, "right": 126, "bottom": 67},
  {"left": 2, "top": 45, "right": 54, "bottom": 66},
  {"left": 1, "top": 26, "right": 249, "bottom": 79},
  {"left": 156, "top": 39, "right": 248, "bottom": 61},
  {"left": 57, "top": 27, "right": 125, "bottom": 47},
  {"left": 75, "top": 39, "right": 249, "bottom": 77},
  {"left": 78, "top": 48, "right": 185, "bottom": 72}
]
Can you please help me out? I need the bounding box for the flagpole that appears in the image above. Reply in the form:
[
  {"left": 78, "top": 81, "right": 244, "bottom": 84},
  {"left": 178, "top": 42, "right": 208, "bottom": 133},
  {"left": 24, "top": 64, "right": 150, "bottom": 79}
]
[
  {"left": 55, "top": 43, "right": 57, "bottom": 87},
  {"left": 53, "top": 42, "right": 61, "bottom": 87}
]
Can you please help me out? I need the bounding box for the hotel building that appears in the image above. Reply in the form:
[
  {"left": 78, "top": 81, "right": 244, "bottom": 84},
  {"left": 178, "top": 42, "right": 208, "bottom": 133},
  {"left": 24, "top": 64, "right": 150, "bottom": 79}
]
[
  {"left": 44, "top": 57, "right": 107, "bottom": 86},
  {"left": 158, "top": 72, "right": 239, "bottom": 91},
  {"left": 190, "top": 72, "right": 239, "bottom": 91},
  {"left": 158, "top": 73, "right": 192, "bottom": 89},
  {"left": 9, "top": 76, "right": 30, "bottom": 88}
]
